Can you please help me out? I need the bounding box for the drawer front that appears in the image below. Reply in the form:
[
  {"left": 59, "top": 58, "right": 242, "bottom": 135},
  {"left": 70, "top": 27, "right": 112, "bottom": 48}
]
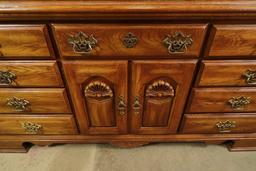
[
  {"left": 208, "top": 25, "right": 256, "bottom": 58},
  {"left": 0, "top": 88, "right": 71, "bottom": 114},
  {"left": 0, "top": 61, "right": 63, "bottom": 87},
  {"left": 187, "top": 88, "right": 256, "bottom": 113},
  {"left": 197, "top": 60, "right": 256, "bottom": 86},
  {"left": 181, "top": 114, "right": 256, "bottom": 134},
  {"left": 0, "top": 115, "right": 78, "bottom": 135},
  {"left": 0, "top": 25, "right": 53, "bottom": 59},
  {"left": 52, "top": 24, "right": 207, "bottom": 58}
]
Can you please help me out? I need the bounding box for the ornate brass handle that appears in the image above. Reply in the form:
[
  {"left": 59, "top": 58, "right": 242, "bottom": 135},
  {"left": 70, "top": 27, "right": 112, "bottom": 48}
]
[
  {"left": 133, "top": 96, "right": 141, "bottom": 115},
  {"left": 228, "top": 96, "right": 251, "bottom": 110},
  {"left": 122, "top": 32, "right": 138, "bottom": 48},
  {"left": 242, "top": 70, "right": 256, "bottom": 85},
  {"left": 7, "top": 97, "right": 31, "bottom": 112},
  {"left": 163, "top": 31, "right": 193, "bottom": 53},
  {"left": 118, "top": 96, "right": 126, "bottom": 116},
  {"left": 0, "top": 71, "right": 16, "bottom": 85},
  {"left": 21, "top": 122, "right": 42, "bottom": 134},
  {"left": 216, "top": 120, "right": 236, "bottom": 133},
  {"left": 68, "top": 31, "right": 98, "bottom": 54}
]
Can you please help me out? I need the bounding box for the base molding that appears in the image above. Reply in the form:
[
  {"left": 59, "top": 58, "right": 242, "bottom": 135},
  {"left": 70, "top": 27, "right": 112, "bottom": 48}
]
[
  {"left": 228, "top": 140, "right": 256, "bottom": 151},
  {"left": 1, "top": 134, "right": 256, "bottom": 152}
]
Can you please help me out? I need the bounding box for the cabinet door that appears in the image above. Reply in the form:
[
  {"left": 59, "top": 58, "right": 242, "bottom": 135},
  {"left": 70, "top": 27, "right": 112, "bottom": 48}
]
[
  {"left": 63, "top": 61, "right": 128, "bottom": 134},
  {"left": 131, "top": 60, "right": 196, "bottom": 134}
]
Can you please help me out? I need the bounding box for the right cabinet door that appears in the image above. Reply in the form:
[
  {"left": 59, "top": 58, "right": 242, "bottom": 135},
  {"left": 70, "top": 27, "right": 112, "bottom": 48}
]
[{"left": 130, "top": 60, "right": 196, "bottom": 134}]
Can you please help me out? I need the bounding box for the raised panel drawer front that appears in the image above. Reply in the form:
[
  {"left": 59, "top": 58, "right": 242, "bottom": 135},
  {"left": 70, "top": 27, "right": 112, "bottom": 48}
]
[
  {"left": 187, "top": 88, "right": 256, "bottom": 113},
  {"left": 197, "top": 60, "right": 256, "bottom": 86},
  {"left": 0, "top": 88, "right": 71, "bottom": 114},
  {"left": 62, "top": 61, "right": 128, "bottom": 134},
  {"left": 0, "top": 115, "right": 78, "bottom": 135},
  {"left": 0, "top": 61, "right": 63, "bottom": 87},
  {"left": 52, "top": 24, "right": 207, "bottom": 59},
  {"left": 208, "top": 25, "right": 256, "bottom": 58},
  {"left": 0, "top": 25, "right": 53, "bottom": 59},
  {"left": 181, "top": 114, "right": 256, "bottom": 134},
  {"left": 131, "top": 60, "right": 197, "bottom": 134}
]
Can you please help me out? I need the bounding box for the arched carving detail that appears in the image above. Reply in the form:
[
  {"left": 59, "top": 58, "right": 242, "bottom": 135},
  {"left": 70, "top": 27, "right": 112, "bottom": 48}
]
[
  {"left": 84, "top": 80, "right": 113, "bottom": 99},
  {"left": 146, "top": 80, "right": 175, "bottom": 98}
]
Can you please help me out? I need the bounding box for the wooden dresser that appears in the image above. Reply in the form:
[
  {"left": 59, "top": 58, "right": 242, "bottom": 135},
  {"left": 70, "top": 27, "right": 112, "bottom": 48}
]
[{"left": 1, "top": 0, "right": 256, "bottom": 152}]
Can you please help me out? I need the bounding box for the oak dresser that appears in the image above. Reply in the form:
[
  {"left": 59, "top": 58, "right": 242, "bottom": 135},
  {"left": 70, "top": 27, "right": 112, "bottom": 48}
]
[{"left": 1, "top": 0, "right": 256, "bottom": 152}]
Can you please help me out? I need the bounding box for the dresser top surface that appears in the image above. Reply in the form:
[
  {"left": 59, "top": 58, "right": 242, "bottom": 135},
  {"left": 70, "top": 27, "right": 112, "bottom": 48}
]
[{"left": 1, "top": 0, "right": 256, "bottom": 20}]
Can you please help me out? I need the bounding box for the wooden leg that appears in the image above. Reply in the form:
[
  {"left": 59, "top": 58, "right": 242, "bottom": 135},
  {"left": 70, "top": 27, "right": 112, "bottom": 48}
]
[
  {"left": 0, "top": 141, "right": 30, "bottom": 153},
  {"left": 228, "top": 140, "right": 256, "bottom": 151},
  {"left": 110, "top": 142, "right": 150, "bottom": 148}
]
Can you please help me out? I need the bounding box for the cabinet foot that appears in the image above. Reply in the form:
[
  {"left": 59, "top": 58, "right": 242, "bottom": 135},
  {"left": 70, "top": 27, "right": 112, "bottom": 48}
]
[
  {"left": 228, "top": 140, "right": 256, "bottom": 151},
  {"left": 0, "top": 142, "right": 30, "bottom": 153},
  {"left": 110, "top": 142, "right": 150, "bottom": 148}
]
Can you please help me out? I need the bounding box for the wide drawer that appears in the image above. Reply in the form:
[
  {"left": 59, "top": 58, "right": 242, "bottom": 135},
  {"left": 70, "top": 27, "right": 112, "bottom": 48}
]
[
  {"left": 0, "top": 115, "right": 78, "bottom": 135},
  {"left": 0, "top": 61, "right": 63, "bottom": 87},
  {"left": 197, "top": 60, "right": 256, "bottom": 87},
  {"left": 0, "top": 88, "right": 71, "bottom": 114},
  {"left": 187, "top": 88, "right": 256, "bottom": 113},
  {"left": 52, "top": 24, "right": 207, "bottom": 58},
  {"left": 0, "top": 25, "right": 53, "bottom": 59},
  {"left": 181, "top": 114, "right": 256, "bottom": 134},
  {"left": 207, "top": 25, "right": 256, "bottom": 58}
]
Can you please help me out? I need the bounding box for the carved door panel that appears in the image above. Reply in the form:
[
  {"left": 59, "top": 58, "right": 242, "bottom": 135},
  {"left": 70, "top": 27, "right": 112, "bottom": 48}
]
[
  {"left": 63, "top": 61, "right": 128, "bottom": 134},
  {"left": 131, "top": 60, "right": 197, "bottom": 134}
]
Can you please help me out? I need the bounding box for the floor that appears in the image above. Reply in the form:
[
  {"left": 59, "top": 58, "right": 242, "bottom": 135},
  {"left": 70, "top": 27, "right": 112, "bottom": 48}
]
[{"left": 0, "top": 143, "right": 256, "bottom": 171}]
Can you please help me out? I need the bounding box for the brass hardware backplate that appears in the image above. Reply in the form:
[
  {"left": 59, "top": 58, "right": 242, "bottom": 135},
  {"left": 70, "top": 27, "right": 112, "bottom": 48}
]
[
  {"left": 7, "top": 97, "right": 31, "bottom": 112},
  {"left": 216, "top": 120, "right": 236, "bottom": 132},
  {"left": 163, "top": 31, "right": 193, "bottom": 53},
  {"left": 133, "top": 96, "right": 141, "bottom": 114},
  {"left": 122, "top": 32, "right": 138, "bottom": 48},
  {"left": 118, "top": 96, "right": 126, "bottom": 116},
  {"left": 21, "top": 122, "right": 42, "bottom": 134},
  {"left": 228, "top": 96, "right": 251, "bottom": 110},
  {"left": 242, "top": 69, "right": 256, "bottom": 85},
  {"left": 68, "top": 31, "right": 98, "bottom": 54},
  {"left": 0, "top": 71, "right": 16, "bottom": 85}
]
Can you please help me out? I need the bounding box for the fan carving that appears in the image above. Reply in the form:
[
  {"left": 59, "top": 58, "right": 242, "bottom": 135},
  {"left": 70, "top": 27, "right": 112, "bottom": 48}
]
[
  {"left": 84, "top": 81, "right": 113, "bottom": 98},
  {"left": 146, "top": 80, "right": 175, "bottom": 98}
]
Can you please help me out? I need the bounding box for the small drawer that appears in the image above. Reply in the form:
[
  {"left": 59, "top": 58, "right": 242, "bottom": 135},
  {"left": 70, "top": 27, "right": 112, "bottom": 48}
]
[
  {"left": 197, "top": 60, "right": 256, "bottom": 87},
  {"left": 52, "top": 24, "right": 207, "bottom": 59},
  {"left": 0, "top": 88, "right": 71, "bottom": 114},
  {"left": 0, "top": 25, "right": 54, "bottom": 59},
  {"left": 181, "top": 114, "right": 256, "bottom": 134},
  {"left": 207, "top": 25, "right": 256, "bottom": 58},
  {"left": 0, "top": 61, "right": 63, "bottom": 87},
  {"left": 187, "top": 88, "right": 256, "bottom": 113},
  {"left": 0, "top": 115, "right": 78, "bottom": 135}
]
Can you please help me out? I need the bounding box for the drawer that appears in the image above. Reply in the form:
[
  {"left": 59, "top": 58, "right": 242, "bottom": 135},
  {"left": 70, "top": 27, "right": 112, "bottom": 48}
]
[
  {"left": 0, "top": 115, "right": 78, "bottom": 135},
  {"left": 52, "top": 24, "right": 207, "bottom": 59},
  {"left": 187, "top": 88, "right": 256, "bottom": 113},
  {"left": 0, "top": 88, "right": 71, "bottom": 114},
  {"left": 208, "top": 25, "right": 256, "bottom": 58},
  {"left": 0, "top": 61, "right": 63, "bottom": 87},
  {"left": 197, "top": 60, "right": 256, "bottom": 87},
  {"left": 0, "top": 25, "right": 53, "bottom": 59},
  {"left": 181, "top": 114, "right": 256, "bottom": 134}
]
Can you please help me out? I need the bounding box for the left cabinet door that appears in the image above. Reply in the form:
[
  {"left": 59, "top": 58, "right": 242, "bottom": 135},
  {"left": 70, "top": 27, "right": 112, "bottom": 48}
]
[{"left": 63, "top": 61, "right": 128, "bottom": 134}]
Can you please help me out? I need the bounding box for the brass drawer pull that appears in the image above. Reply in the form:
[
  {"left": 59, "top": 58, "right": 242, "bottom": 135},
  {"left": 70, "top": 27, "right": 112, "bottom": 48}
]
[
  {"left": 7, "top": 97, "right": 31, "bottom": 112},
  {"left": 118, "top": 96, "right": 127, "bottom": 116},
  {"left": 163, "top": 31, "right": 193, "bottom": 54},
  {"left": 0, "top": 71, "right": 16, "bottom": 85},
  {"left": 68, "top": 32, "right": 98, "bottom": 54},
  {"left": 242, "top": 70, "right": 256, "bottom": 85},
  {"left": 228, "top": 96, "right": 251, "bottom": 110},
  {"left": 216, "top": 120, "right": 236, "bottom": 133},
  {"left": 21, "top": 122, "right": 42, "bottom": 134},
  {"left": 133, "top": 96, "right": 141, "bottom": 115},
  {"left": 122, "top": 32, "right": 138, "bottom": 48}
]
